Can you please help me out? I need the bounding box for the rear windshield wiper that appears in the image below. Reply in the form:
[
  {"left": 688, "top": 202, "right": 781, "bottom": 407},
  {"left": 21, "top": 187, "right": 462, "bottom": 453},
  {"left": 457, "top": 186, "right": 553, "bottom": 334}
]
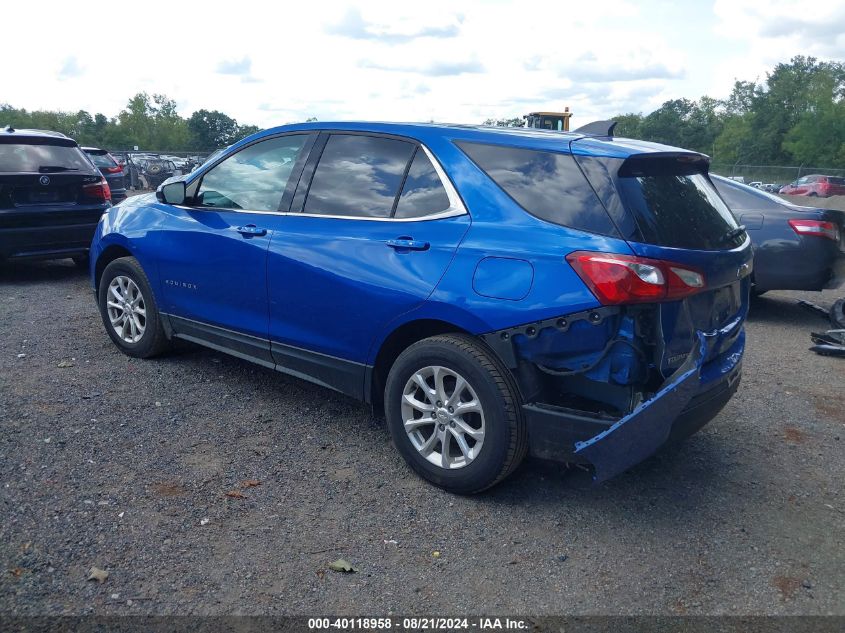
[
  {"left": 38, "top": 166, "right": 80, "bottom": 173},
  {"left": 722, "top": 225, "right": 746, "bottom": 243}
]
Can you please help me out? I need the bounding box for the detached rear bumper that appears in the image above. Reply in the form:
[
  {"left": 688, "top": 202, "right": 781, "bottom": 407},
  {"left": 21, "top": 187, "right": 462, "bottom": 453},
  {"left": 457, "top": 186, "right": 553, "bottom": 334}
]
[{"left": 523, "top": 331, "right": 744, "bottom": 481}]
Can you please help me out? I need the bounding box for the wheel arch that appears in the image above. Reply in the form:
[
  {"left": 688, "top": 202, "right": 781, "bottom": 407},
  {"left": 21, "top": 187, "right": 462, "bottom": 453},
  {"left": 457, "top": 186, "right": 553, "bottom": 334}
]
[
  {"left": 94, "top": 244, "right": 133, "bottom": 294},
  {"left": 369, "top": 318, "right": 473, "bottom": 410}
]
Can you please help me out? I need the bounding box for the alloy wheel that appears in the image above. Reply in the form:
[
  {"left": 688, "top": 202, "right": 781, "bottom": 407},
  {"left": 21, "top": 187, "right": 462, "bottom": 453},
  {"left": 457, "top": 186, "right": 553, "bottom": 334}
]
[
  {"left": 400, "top": 365, "right": 486, "bottom": 469},
  {"left": 106, "top": 275, "right": 147, "bottom": 343}
]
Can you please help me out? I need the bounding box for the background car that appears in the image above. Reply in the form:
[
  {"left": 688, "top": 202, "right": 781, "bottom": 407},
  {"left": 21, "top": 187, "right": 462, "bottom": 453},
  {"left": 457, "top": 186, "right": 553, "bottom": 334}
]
[
  {"left": 779, "top": 174, "right": 845, "bottom": 197},
  {"left": 129, "top": 156, "right": 176, "bottom": 189},
  {"left": 82, "top": 147, "right": 127, "bottom": 201},
  {"left": 712, "top": 174, "right": 845, "bottom": 294},
  {"left": 0, "top": 126, "right": 111, "bottom": 265}
]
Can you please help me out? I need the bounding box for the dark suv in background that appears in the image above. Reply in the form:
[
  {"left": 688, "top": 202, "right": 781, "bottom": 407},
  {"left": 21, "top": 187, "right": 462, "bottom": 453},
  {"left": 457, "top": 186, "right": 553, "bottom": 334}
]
[
  {"left": 0, "top": 127, "right": 111, "bottom": 265},
  {"left": 82, "top": 147, "right": 127, "bottom": 201}
]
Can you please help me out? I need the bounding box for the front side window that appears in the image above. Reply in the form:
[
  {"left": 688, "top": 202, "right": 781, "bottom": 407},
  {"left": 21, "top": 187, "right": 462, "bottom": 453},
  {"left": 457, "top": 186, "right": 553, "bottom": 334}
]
[
  {"left": 197, "top": 135, "right": 309, "bottom": 211},
  {"left": 394, "top": 150, "right": 451, "bottom": 219},
  {"left": 304, "top": 134, "right": 415, "bottom": 218}
]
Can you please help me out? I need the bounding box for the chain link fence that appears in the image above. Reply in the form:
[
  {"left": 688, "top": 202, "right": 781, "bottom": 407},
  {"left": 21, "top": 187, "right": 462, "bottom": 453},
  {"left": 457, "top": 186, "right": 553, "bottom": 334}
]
[{"left": 710, "top": 163, "right": 845, "bottom": 187}]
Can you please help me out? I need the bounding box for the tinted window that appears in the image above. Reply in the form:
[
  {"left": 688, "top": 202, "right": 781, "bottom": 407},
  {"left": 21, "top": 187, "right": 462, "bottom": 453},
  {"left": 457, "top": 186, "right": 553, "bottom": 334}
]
[
  {"left": 828, "top": 176, "right": 845, "bottom": 185},
  {"left": 304, "top": 134, "right": 415, "bottom": 218},
  {"left": 0, "top": 143, "right": 91, "bottom": 173},
  {"left": 394, "top": 150, "right": 451, "bottom": 218},
  {"left": 617, "top": 157, "right": 743, "bottom": 250},
  {"left": 457, "top": 141, "right": 618, "bottom": 235},
  {"left": 712, "top": 177, "right": 784, "bottom": 212},
  {"left": 86, "top": 152, "right": 118, "bottom": 169},
  {"left": 197, "top": 135, "right": 309, "bottom": 211}
]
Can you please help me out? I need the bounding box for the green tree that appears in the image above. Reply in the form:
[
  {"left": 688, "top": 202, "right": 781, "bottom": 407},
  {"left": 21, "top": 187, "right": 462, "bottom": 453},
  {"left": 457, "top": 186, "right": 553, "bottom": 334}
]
[
  {"left": 612, "top": 113, "right": 644, "bottom": 139},
  {"left": 187, "top": 109, "right": 240, "bottom": 151}
]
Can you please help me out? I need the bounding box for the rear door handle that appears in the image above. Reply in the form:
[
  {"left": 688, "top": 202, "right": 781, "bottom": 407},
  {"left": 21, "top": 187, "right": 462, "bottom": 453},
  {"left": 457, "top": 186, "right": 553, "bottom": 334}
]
[
  {"left": 237, "top": 224, "right": 267, "bottom": 237},
  {"left": 386, "top": 237, "right": 430, "bottom": 251}
]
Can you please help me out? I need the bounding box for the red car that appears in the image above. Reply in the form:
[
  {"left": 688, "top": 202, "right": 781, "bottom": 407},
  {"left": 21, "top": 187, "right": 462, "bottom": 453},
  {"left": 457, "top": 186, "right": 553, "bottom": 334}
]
[{"left": 780, "top": 174, "right": 845, "bottom": 197}]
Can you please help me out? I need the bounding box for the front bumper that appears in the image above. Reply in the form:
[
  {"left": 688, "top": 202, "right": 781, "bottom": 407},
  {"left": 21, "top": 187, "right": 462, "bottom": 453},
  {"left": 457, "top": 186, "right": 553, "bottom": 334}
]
[{"left": 521, "top": 331, "right": 744, "bottom": 482}]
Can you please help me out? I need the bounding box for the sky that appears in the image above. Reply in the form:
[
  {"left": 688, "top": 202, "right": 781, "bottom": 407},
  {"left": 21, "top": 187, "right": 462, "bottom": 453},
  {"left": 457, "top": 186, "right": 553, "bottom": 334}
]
[{"left": 4, "top": 0, "right": 845, "bottom": 129}]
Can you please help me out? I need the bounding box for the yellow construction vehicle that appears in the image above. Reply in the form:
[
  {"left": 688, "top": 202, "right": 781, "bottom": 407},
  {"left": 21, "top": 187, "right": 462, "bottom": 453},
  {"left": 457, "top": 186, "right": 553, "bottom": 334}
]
[{"left": 524, "top": 107, "right": 572, "bottom": 131}]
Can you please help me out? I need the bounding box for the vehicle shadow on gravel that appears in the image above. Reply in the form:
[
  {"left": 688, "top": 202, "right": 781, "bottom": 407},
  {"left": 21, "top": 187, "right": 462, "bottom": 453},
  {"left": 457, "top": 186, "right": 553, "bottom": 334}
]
[
  {"left": 161, "top": 337, "right": 743, "bottom": 517},
  {"left": 0, "top": 258, "right": 88, "bottom": 285}
]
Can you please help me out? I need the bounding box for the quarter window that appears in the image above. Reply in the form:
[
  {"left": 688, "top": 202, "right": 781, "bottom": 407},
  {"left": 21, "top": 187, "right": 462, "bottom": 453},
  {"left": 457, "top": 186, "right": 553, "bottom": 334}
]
[
  {"left": 457, "top": 141, "right": 618, "bottom": 235},
  {"left": 394, "top": 150, "right": 451, "bottom": 219},
  {"left": 197, "top": 135, "right": 309, "bottom": 211},
  {"left": 304, "top": 134, "right": 415, "bottom": 218}
]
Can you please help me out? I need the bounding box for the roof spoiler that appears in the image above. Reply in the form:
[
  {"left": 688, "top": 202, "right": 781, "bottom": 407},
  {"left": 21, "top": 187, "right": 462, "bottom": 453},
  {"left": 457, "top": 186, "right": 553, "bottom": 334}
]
[{"left": 574, "top": 120, "right": 617, "bottom": 137}]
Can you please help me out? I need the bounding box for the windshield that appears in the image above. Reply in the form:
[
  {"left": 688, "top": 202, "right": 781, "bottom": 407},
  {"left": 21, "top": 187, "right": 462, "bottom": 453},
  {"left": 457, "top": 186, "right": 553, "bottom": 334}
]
[{"left": 0, "top": 143, "right": 92, "bottom": 173}]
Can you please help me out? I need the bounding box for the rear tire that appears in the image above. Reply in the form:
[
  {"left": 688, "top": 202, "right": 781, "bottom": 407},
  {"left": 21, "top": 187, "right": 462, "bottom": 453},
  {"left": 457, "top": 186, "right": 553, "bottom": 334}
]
[
  {"left": 72, "top": 254, "right": 89, "bottom": 268},
  {"left": 384, "top": 334, "right": 527, "bottom": 494},
  {"left": 98, "top": 256, "right": 170, "bottom": 358}
]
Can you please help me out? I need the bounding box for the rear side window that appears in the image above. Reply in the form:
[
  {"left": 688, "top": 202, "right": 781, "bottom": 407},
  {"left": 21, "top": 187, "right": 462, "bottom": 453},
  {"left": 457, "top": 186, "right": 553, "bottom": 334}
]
[
  {"left": 828, "top": 176, "right": 845, "bottom": 185},
  {"left": 456, "top": 141, "right": 618, "bottom": 236},
  {"left": 197, "top": 134, "right": 309, "bottom": 211},
  {"left": 304, "top": 134, "right": 416, "bottom": 218},
  {"left": 394, "top": 149, "right": 451, "bottom": 218},
  {"left": 616, "top": 157, "right": 743, "bottom": 250},
  {"left": 0, "top": 142, "right": 91, "bottom": 173}
]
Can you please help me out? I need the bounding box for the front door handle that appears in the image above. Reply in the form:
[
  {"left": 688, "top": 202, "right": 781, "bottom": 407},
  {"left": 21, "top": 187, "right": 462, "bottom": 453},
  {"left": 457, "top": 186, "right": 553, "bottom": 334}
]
[
  {"left": 386, "top": 237, "right": 430, "bottom": 252},
  {"left": 237, "top": 224, "right": 267, "bottom": 237}
]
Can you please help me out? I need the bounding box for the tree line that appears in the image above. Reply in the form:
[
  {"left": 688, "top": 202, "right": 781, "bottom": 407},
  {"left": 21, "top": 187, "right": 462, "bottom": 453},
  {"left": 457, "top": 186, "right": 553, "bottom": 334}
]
[
  {"left": 0, "top": 93, "right": 263, "bottom": 152},
  {"left": 3, "top": 56, "right": 842, "bottom": 166},
  {"left": 486, "top": 57, "right": 844, "bottom": 169}
]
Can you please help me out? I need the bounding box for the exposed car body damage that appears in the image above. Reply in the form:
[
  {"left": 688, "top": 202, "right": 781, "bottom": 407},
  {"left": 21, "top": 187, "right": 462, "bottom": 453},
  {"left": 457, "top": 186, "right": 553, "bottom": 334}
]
[
  {"left": 574, "top": 333, "right": 706, "bottom": 482},
  {"left": 482, "top": 281, "right": 749, "bottom": 480}
]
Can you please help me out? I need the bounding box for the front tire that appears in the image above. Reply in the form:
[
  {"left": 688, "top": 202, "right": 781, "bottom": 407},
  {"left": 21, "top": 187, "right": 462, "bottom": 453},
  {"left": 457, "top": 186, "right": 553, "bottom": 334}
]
[
  {"left": 384, "top": 334, "right": 527, "bottom": 494},
  {"left": 98, "top": 256, "right": 170, "bottom": 358}
]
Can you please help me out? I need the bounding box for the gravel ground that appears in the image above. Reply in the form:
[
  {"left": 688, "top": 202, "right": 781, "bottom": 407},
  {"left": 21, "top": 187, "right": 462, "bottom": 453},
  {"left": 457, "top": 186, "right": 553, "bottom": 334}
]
[{"left": 0, "top": 259, "right": 843, "bottom": 617}]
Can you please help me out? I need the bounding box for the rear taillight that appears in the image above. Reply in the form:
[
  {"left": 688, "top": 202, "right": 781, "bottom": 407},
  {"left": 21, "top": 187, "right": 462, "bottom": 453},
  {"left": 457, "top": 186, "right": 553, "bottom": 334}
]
[
  {"left": 82, "top": 178, "right": 111, "bottom": 202},
  {"left": 788, "top": 219, "right": 839, "bottom": 241},
  {"left": 103, "top": 154, "right": 123, "bottom": 174},
  {"left": 566, "top": 251, "right": 706, "bottom": 305}
]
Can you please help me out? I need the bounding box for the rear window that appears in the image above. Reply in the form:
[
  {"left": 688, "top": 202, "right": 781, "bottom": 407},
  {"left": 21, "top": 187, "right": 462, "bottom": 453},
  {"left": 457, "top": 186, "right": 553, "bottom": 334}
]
[
  {"left": 85, "top": 152, "right": 118, "bottom": 169},
  {"left": 0, "top": 143, "right": 92, "bottom": 173},
  {"left": 456, "top": 141, "right": 618, "bottom": 236},
  {"left": 616, "top": 157, "right": 744, "bottom": 250},
  {"left": 304, "top": 134, "right": 416, "bottom": 218},
  {"left": 711, "top": 177, "right": 785, "bottom": 212}
]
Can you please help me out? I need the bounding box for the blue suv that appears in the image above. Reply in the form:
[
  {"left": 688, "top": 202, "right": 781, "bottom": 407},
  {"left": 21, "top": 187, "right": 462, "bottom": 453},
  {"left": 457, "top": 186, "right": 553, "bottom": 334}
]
[{"left": 90, "top": 122, "right": 752, "bottom": 493}]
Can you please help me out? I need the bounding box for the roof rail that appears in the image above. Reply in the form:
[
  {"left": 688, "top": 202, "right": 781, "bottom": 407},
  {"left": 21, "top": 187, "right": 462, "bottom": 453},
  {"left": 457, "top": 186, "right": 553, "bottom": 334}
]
[{"left": 574, "top": 120, "right": 617, "bottom": 137}]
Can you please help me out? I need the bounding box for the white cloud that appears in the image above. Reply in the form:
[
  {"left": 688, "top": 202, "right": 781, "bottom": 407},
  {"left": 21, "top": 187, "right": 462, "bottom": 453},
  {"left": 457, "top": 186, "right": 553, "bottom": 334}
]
[
  {"left": 57, "top": 56, "right": 84, "bottom": 80},
  {"left": 2, "top": 0, "right": 830, "bottom": 130}
]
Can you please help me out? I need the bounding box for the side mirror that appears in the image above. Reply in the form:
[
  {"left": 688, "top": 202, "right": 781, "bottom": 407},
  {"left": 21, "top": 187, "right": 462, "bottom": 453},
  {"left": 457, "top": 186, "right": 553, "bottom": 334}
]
[{"left": 157, "top": 180, "right": 186, "bottom": 205}]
